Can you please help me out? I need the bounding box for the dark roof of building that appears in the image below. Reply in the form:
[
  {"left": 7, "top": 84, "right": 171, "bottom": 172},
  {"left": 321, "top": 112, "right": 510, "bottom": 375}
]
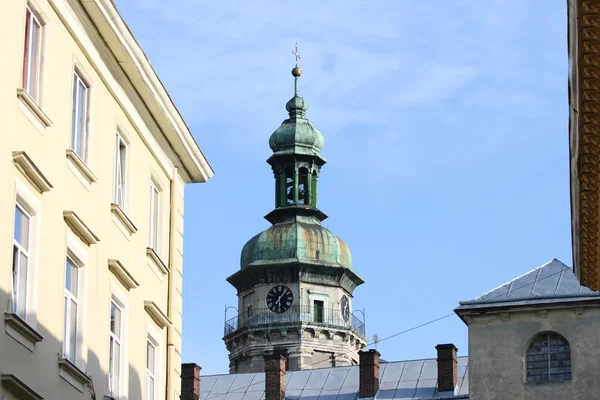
[
  {"left": 200, "top": 356, "right": 469, "bottom": 400},
  {"left": 455, "top": 259, "right": 600, "bottom": 311}
]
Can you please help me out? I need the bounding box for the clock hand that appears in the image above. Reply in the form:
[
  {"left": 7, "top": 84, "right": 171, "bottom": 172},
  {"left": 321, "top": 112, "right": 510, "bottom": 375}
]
[{"left": 276, "top": 293, "right": 285, "bottom": 305}]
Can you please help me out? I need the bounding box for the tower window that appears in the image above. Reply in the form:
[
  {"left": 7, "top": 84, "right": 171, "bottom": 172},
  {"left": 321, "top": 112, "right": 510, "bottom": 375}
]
[
  {"left": 526, "top": 332, "right": 571, "bottom": 383},
  {"left": 313, "top": 300, "right": 324, "bottom": 323}
]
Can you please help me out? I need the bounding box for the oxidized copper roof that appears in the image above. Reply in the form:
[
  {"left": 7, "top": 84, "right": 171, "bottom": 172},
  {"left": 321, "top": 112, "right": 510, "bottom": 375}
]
[{"left": 240, "top": 215, "right": 352, "bottom": 270}]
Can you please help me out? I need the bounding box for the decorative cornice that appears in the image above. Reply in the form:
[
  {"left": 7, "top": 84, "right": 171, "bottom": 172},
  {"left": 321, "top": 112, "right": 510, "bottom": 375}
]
[
  {"left": 108, "top": 259, "right": 139, "bottom": 290},
  {"left": 16, "top": 88, "right": 52, "bottom": 127},
  {"left": 58, "top": 357, "right": 92, "bottom": 384},
  {"left": 144, "top": 300, "right": 172, "bottom": 329},
  {"left": 146, "top": 247, "right": 169, "bottom": 275},
  {"left": 227, "top": 263, "right": 364, "bottom": 295},
  {"left": 111, "top": 204, "right": 138, "bottom": 235},
  {"left": 63, "top": 211, "right": 100, "bottom": 246},
  {"left": 4, "top": 313, "right": 44, "bottom": 344},
  {"left": 48, "top": 0, "right": 213, "bottom": 183},
  {"left": 12, "top": 151, "right": 53, "bottom": 193},
  {"left": 66, "top": 150, "right": 98, "bottom": 184},
  {"left": 1, "top": 374, "right": 43, "bottom": 400},
  {"left": 571, "top": 0, "right": 600, "bottom": 290}
]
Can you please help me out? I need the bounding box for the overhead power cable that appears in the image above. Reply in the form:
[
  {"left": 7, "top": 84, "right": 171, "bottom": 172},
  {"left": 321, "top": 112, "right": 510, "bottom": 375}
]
[{"left": 210, "top": 266, "right": 572, "bottom": 394}]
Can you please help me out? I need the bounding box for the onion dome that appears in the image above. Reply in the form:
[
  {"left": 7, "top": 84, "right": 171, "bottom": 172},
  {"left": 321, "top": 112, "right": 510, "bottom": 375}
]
[
  {"left": 268, "top": 65, "right": 324, "bottom": 157},
  {"left": 240, "top": 215, "right": 352, "bottom": 270}
]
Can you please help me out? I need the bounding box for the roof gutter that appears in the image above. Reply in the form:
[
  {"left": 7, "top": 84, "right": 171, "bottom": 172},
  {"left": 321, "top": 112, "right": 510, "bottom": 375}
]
[{"left": 88, "top": 0, "right": 214, "bottom": 183}]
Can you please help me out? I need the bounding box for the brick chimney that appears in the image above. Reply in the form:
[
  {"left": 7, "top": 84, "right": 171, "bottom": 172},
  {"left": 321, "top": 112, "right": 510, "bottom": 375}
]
[
  {"left": 265, "top": 354, "right": 287, "bottom": 400},
  {"left": 359, "top": 349, "right": 380, "bottom": 398},
  {"left": 435, "top": 344, "right": 458, "bottom": 393},
  {"left": 181, "top": 363, "right": 201, "bottom": 400}
]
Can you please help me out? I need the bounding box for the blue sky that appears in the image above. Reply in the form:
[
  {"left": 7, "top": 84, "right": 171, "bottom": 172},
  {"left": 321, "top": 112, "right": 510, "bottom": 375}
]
[{"left": 117, "top": 1, "right": 570, "bottom": 374}]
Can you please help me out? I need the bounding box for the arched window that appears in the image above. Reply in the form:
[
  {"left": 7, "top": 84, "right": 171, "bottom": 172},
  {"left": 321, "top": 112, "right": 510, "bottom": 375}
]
[
  {"left": 298, "top": 168, "right": 308, "bottom": 204},
  {"left": 526, "top": 332, "right": 571, "bottom": 383},
  {"left": 285, "top": 167, "right": 294, "bottom": 204}
]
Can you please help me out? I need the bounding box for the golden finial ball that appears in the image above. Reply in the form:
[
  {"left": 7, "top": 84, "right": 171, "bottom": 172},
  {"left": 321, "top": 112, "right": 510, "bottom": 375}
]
[{"left": 292, "top": 66, "right": 302, "bottom": 77}]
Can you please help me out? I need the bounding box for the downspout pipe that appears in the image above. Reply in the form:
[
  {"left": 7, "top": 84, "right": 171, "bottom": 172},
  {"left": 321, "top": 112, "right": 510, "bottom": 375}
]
[{"left": 166, "top": 167, "right": 179, "bottom": 400}]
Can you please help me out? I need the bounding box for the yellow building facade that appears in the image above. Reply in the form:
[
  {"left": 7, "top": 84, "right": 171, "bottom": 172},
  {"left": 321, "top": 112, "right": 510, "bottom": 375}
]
[{"left": 0, "top": 1, "right": 213, "bottom": 399}]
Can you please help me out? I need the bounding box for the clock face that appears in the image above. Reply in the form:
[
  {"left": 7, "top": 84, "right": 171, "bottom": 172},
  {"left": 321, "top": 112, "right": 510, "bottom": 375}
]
[
  {"left": 266, "top": 285, "right": 293, "bottom": 313},
  {"left": 340, "top": 295, "right": 350, "bottom": 322}
]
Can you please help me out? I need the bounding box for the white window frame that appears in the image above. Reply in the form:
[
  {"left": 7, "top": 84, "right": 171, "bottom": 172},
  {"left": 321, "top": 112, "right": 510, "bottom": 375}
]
[
  {"left": 63, "top": 255, "right": 80, "bottom": 364},
  {"left": 71, "top": 70, "right": 90, "bottom": 162},
  {"left": 145, "top": 335, "right": 158, "bottom": 400},
  {"left": 11, "top": 179, "right": 41, "bottom": 326},
  {"left": 108, "top": 283, "right": 129, "bottom": 400},
  {"left": 149, "top": 181, "right": 160, "bottom": 253},
  {"left": 11, "top": 203, "right": 31, "bottom": 318},
  {"left": 62, "top": 232, "right": 88, "bottom": 368},
  {"left": 22, "top": 4, "right": 44, "bottom": 103},
  {"left": 109, "top": 301, "right": 122, "bottom": 397},
  {"left": 114, "top": 133, "right": 127, "bottom": 210}
]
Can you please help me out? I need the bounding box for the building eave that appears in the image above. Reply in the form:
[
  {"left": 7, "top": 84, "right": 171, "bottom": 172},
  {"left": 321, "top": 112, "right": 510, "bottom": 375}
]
[
  {"left": 568, "top": 0, "right": 600, "bottom": 290},
  {"left": 80, "top": 0, "right": 214, "bottom": 183},
  {"left": 454, "top": 296, "right": 600, "bottom": 325}
]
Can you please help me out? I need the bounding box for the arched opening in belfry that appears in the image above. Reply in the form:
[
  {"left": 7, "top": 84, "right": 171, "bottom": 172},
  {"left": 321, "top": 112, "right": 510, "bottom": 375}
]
[
  {"left": 298, "top": 168, "right": 309, "bottom": 204},
  {"left": 285, "top": 167, "right": 295, "bottom": 204}
]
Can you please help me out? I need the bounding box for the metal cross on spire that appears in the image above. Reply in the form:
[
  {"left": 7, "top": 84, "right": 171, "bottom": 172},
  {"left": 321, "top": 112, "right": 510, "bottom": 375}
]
[{"left": 292, "top": 42, "right": 301, "bottom": 65}]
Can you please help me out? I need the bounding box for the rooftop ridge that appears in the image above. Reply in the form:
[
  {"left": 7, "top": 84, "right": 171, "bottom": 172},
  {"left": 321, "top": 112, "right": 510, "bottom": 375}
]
[
  {"left": 200, "top": 355, "right": 470, "bottom": 378},
  {"left": 474, "top": 258, "right": 562, "bottom": 301}
]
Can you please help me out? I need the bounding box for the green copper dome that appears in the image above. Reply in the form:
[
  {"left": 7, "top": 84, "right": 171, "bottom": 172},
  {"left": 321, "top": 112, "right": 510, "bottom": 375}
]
[
  {"left": 240, "top": 215, "right": 352, "bottom": 270},
  {"left": 238, "top": 63, "right": 354, "bottom": 275},
  {"left": 268, "top": 76, "right": 324, "bottom": 157}
]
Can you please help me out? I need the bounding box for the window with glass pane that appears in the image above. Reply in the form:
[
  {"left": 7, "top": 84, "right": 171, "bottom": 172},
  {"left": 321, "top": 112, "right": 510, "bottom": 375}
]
[
  {"left": 526, "top": 332, "right": 571, "bottom": 383},
  {"left": 149, "top": 182, "right": 159, "bottom": 252},
  {"left": 109, "top": 301, "right": 122, "bottom": 397},
  {"left": 146, "top": 339, "right": 157, "bottom": 400},
  {"left": 22, "top": 5, "right": 43, "bottom": 103},
  {"left": 12, "top": 204, "right": 30, "bottom": 317},
  {"left": 71, "top": 71, "right": 90, "bottom": 162},
  {"left": 114, "top": 134, "right": 127, "bottom": 209},
  {"left": 63, "top": 256, "right": 79, "bottom": 363}
]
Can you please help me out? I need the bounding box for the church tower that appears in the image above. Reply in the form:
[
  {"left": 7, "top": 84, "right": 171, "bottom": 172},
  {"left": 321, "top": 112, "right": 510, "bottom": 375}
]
[{"left": 224, "top": 54, "right": 367, "bottom": 373}]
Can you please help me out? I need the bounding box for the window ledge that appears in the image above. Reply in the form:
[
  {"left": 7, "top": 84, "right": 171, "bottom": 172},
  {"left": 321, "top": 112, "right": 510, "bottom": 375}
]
[
  {"left": 12, "top": 151, "right": 53, "bottom": 193},
  {"left": 58, "top": 357, "right": 92, "bottom": 384},
  {"left": 144, "top": 300, "right": 172, "bottom": 329},
  {"left": 66, "top": 149, "right": 97, "bottom": 186},
  {"left": 4, "top": 313, "right": 44, "bottom": 347},
  {"left": 64, "top": 210, "right": 100, "bottom": 246},
  {"left": 111, "top": 204, "right": 138, "bottom": 235},
  {"left": 108, "top": 259, "right": 140, "bottom": 290},
  {"left": 1, "top": 374, "right": 43, "bottom": 400},
  {"left": 17, "top": 88, "right": 52, "bottom": 127},
  {"left": 147, "top": 247, "right": 169, "bottom": 275}
]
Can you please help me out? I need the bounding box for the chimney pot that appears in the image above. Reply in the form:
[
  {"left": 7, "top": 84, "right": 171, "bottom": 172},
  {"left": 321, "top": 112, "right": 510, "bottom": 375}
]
[
  {"left": 359, "top": 349, "right": 380, "bottom": 398},
  {"left": 435, "top": 344, "right": 458, "bottom": 393},
  {"left": 265, "top": 354, "right": 287, "bottom": 400},
  {"left": 181, "top": 363, "right": 202, "bottom": 400}
]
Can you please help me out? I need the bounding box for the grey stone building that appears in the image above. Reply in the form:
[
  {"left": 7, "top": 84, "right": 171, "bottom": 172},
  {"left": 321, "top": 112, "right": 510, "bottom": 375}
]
[{"left": 455, "top": 259, "right": 600, "bottom": 400}]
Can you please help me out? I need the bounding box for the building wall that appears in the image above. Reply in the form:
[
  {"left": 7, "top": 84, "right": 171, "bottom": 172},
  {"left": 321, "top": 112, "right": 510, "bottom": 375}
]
[
  {"left": 238, "top": 282, "right": 353, "bottom": 315},
  {"left": 0, "top": 0, "right": 200, "bottom": 399},
  {"left": 467, "top": 305, "right": 600, "bottom": 400}
]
